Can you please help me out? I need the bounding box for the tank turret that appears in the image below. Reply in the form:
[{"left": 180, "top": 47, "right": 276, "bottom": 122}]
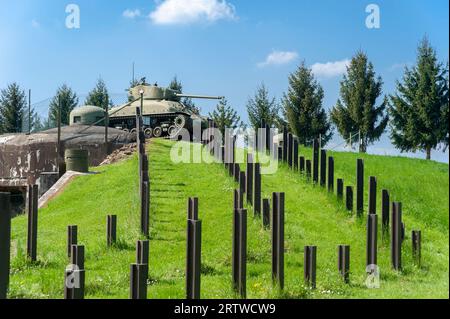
[
  {"left": 128, "top": 84, "right": 223, "bottom": 102},
  {"left": 106, "top": 81, "right": 223, "bottom": 138}
]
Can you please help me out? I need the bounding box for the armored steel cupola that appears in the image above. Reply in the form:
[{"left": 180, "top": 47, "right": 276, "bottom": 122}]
[{"left": 129, "top": 82, "right": 179, "bottom": 101}]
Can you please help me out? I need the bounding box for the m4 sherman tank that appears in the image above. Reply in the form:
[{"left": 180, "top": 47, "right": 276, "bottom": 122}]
[{"left": 108, "top": 80, "right": 223, "bottom": 138}]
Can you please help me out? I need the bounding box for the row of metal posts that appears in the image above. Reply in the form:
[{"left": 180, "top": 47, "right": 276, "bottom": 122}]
[
  {"left": 278, "top": 129, "right": 423, "bottom": 278},
  {"left": 0, "top": 124, "right": 423, "bottom": 299}
]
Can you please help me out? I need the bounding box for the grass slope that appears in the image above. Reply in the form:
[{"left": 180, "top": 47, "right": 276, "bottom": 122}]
[{"left": 9, "top": 139, "right": 449, "bottom": 299}]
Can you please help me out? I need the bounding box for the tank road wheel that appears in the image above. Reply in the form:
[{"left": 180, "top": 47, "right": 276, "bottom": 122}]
[
  {"left": 123, "top": 128, "right": 129, "bottom": 133},
  {"left": 144, "top": 128, "right": 153, "bottom": 138},
  {"left": 153, "top": 127, "right": 163, "bottom": 138},
  {"left": 168, "top": 125, "right": 180, "bottom": 138},
  {"left": 174, "top": 115, "right": 186, "bottom": 129},
  {"left": 130, "top": 128, "right": 137, "bottom": 134}
]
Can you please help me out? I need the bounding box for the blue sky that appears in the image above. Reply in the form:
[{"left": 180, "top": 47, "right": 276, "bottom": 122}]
[{"left": 0, "top": 0, "right": 448, "bottom": 162}]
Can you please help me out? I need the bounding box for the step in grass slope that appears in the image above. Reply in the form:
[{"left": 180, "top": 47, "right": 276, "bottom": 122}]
[{"left": 9, "top": 139, "right": 449, "bottom": 299}]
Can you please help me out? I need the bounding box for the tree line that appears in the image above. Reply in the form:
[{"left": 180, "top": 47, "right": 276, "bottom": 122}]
[
  {"left": 0, "top": 78, "right": 113, "bottom": 134},
  {"left": 212, "top": 37, "right": 447, "bottom": 160},
  {"left": 1, "top": 37, "right": 448, "bottom": 160}
]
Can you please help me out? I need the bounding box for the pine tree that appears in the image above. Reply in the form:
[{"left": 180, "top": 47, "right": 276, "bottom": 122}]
[
  {"left": 29, "top": 111, "right": 45, "bottom": 132},
  {"left": 48, "top": 84, "right": 79, "bottom": 126},
  {"left": 247, "top": 83, "right": 281, "bottom": 130},
  {"left": 389, "top": 37, "right": 449, "bottom": 160},
  {"left": 331, "top": 52, "right": 388, "bottom": 152},
  {"left": 169, "top": 76, "right": 183, "bottom": 102},
  {"left": 283, "top": 62, "right": 332, "bottom": 146},
  {"left": 182, "top": 97, "right": 200, "bottom": 115},
  {"left": 0, "top": 82, "right": 26, "bottom": 133},
  {"left": 127, "top": 78, "right": 141, "bottom": 102},
  {"left": 169, "top": 76, "right": 200, "bottom": 114},
  {"left": 85, "top": 78, "right": 111, "bottom": 110},
  {"left": 209, "top": 98, "right": 244, "bottom": 141}
]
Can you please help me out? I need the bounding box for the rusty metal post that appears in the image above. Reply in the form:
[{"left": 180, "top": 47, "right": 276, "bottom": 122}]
[
  {"left": 356, "top": 159, "right": 364, "bottom": 216},
  {"left": 0, "top": 193, "right": 11, "bottom": 299},
  {"left": 320, "top": 149, "right": 327, "bottom": 187},
  {"left": 271, "top": 193, "right": 278, "bottom": 285},
  {"left": 282, "top": 127, "right": 288, "bottom": 163},
  {"left": 238, "top": 209, "right": 247, "bottom": 298},
  {"left": 186, "top": 218, "right": 202, "bottom": 299},
  {"left": 262, "top": 198, "right": 270, "bottom": 229},
  {"left": 228, "top": 135, "right": 236, "bottom": 176},
  {"left": 239, "top": 171, "right": 246, "bottom": 197},
  {"left": 287, "top": 133, "right": 293, "bottom": 167},
  {"left": 226, "top": 132, "right": 231, "bottom": 167},
  {"left": 233, "top": 163, "right": 240, "bottom": 183},
  {"left": 346, "top": 186, "right": 353, "bottom": 211},
  {"left": 27, "top": 184, "right": 39, "bottom": 261},
  {"left": 368, "top": 176, "right": 377, "bottom": 215},
  {"left": 140, "top": 152, "right": 150, "bottom": 238},
  {"left": 232, "top": 209, "right": 239, "bottom": 292},
  {"left": 338, "top": 245, "right": 350, "bottom": 283},
  {"left": 381, "top": 189, "right": 390, "bottom": 237},
  {"left": 188, "top": 197, "right": 199, "bottom": 220},
  {"left": 65, "top": 245, "right": 85, "bottom": 299},
  {"left": 304, "top": 246, "right": 317, "bottom": 289},
  {"left": 391, "top": 202, "right": 402, "bottom": 270},
  {"left": 107, "top": 215, "right": 117, "bottom": 247},
  {"left": 272, "top": 192, "right": 285, "bottom": 290},
  {"left": 141, "top": 181, "right": 150, "bottom": 238},
  {"left": 136, "top": 106, "right": 143, "bottom": 179},
  {"left": 246, "top": 154, "right": 254, "bottom": 204},
  {"left": 299, "top": 156, "right": 305, "bottom": 173},
  {"left": 67, "top": 225, "right": 77, "bottom": 258},
  {"left": 232, "top": 209, "right": 247, "bottom": 298},
  {"left": 253, "top": 163, "right": 261, "bottom": 217},
  {"left": 293, "top": 139, "right": 299, "bottom": 171},
  {"left": 312, "top": 138, "right": 319, "bottom": 184},
  {"left": 366, "top": 214, "right": 378, "bottom": 272},
  {"left": 276, "top": 193, "right": 285, "bottom": 290},
  {"left": 265, "top": 124, "right": 271, "bottom": 153},
  {"left": 277, "top": 146, "right": 283, "bottom": 162},
  {"left": 328, "top": 157, "right": 334, "bottom": 192},
  {"left": 337, "top": 179, "right": 344, "bottom": 199},
  {"left": 412, "top": 230, "right": 422, "bottom": 267},
  {"left": 136, "top": 240, "right": 149, "bottom": 265},
  {"left": 233, "top": 189, "right": 243, "bottom": 210},
  {"left": 130, "top": 263, "right": 148, "bottom": 299},
  {"left": 306, "top": 160, "right": 312, "bottom": 181}
]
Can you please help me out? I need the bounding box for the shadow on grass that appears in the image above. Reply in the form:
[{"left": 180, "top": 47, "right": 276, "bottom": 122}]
[{"left": 108, "top": 238, "right": 135, "bottom": 251}]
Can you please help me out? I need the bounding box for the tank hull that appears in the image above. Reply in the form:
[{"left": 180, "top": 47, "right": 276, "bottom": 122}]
[{"left": 109, "top": 112, "right": 191, "bottom": 138}]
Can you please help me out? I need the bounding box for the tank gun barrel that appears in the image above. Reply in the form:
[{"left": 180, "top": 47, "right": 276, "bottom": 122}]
[{"left": 175, "top": 94, "right": 224, "bottom": 100}]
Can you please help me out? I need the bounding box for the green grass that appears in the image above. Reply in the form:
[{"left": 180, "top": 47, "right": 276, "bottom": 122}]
[{"left": 9, "top": 139, "right": 449, "bottom": 299}]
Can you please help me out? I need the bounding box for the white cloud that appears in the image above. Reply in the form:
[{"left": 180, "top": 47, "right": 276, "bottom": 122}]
[
  {"left": 123, "top": 9, "right": 141, "bottom": 19},
  {"left": 389, "top": 62, "right": 411, "bottom": 72},
  {"left": 149, "top": 0, "right": 236, "bottom": 25},
  {"left": 31, "top": 19, "right": 40, "bottom": 28},
  {"left": 258, "top": 51, "right": 299, "bottom": 68},
  {"left": 311, "top": 59, "right": 350, "bottom": 78}
]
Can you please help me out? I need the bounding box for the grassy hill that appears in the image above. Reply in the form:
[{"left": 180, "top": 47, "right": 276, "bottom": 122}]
[{"left": 9, "top": 139, "right": 449, "bottom": 299}]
